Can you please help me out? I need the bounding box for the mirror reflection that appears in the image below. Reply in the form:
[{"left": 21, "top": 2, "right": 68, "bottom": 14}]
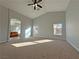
[{"left": 9, "top": 18, "right": 21, "bottom": 40}]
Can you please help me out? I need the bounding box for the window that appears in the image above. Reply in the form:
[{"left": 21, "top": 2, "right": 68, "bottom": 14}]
[
  {"left": 53, "top": 24, "right": 62, "bottom": 35},
  {"left": 33, "top": 26, "right": 38, "bottom": 34},
  {"left": 25, "top": 27, "right": 31, "bottom": 38},
  {"left": 9, "top": 18, "right": 21, "bottom": 40}
]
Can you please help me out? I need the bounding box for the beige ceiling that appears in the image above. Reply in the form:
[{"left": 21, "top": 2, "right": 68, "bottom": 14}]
[{"left": 0, "top": 0, "right": 70, "bottom": 19}]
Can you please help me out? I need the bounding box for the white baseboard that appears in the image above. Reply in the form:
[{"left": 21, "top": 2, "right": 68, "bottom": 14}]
[
  {"left": 0, "top": 41, "right": 7, "bottom": 44},
  {"left": 67, "top": 39, "right": 79, "bottom": 52}
]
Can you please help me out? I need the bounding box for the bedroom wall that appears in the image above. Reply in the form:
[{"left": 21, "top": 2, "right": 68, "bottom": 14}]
[
  {"left": 33, "top": 11, "right": 66, "bottom": 40},
  {"left": 0, "top": 5, "right": 8, "bottom": 43},
  {"left": 0, "top": 5, "right": 32, "bottom": 43},
  {"left": 66, "top": 0, "right": 79, "bottom": 52},
  {"left": 21, "top": 15, "right": 32, "bottom": 39}
]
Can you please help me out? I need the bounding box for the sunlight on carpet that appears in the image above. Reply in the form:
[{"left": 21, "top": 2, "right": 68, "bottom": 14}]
[{"left": 11, "top": 39, "right": 54, "bottom": 47}]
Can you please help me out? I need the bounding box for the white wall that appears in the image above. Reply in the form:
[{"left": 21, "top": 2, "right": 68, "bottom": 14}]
[
  {"left": 0, "top": 6, "right": 32, "bottom": 43},
  {"left": 66, "top": 0, "right": 79, "bottom": 52},
  {"left": 21, "top": 15, "right": 32, "bottom": 39},
  {"left": 33, "top": 12, "right": 66, "bottom": 40},
  {"left": 0, "top": 5, "right": 8, "bottom": 43}
]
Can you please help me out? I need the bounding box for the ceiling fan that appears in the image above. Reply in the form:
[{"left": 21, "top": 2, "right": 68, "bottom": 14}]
[{"left": 27, "top": 0, "right": 42, "bottom": 10}]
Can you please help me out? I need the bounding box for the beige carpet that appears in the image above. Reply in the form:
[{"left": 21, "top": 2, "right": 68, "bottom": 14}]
[{"left": 0, "top": 38, "right": 79, "bottom": 59}]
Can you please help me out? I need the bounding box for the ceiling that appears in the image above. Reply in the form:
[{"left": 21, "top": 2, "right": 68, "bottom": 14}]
[{"left": 0, "top": 0, "right": 70, "bottom": 19}]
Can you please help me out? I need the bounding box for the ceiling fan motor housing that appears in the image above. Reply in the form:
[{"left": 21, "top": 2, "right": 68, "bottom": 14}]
[{"left": 28, "top": 0, "right": 42, "bottom": 10}]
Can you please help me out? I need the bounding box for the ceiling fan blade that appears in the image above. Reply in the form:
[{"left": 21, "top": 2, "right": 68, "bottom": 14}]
[
  {"left": 28, "top": 4, "right": 33, "bottom": 6},
  {"left": 37, "top": 4, "right": 42, "bottom": 8},
  {"left": 37, "top": 0, "right": 42, "bottom": 3}
]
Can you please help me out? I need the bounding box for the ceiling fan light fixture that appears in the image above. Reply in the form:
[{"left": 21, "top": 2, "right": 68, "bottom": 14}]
[
  {"left": 32, "top": 5, "right": 35, "bottom": 7},
  {"left": 27, "top": 0, "right": 42, "bottom": 10},
  {"left": 32, "top": 4, "right": 37, "bottom": 7},
  {"left": 35, "top": 4, "right": 37, "bottom": 6}
]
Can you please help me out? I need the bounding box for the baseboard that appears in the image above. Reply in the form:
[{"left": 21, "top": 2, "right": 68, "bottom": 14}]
[
  {"left": 0, "top": 41, "right": 7, "bottom": 44},
  {"left": 67, "top": 39, "right": 79, "bottom": 52},
  {"left": 32, "top": 36, "right": 65, "bottom": 40}
]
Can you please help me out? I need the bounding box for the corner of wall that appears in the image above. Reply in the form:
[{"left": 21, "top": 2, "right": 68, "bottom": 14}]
[{"left": 66, "top": 39, "right": 79, "bottom": 52}]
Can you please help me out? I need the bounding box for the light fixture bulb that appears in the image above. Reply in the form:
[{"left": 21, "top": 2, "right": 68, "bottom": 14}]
[{"left": 33, "top": 5, "right": 35, "bottom": 7}]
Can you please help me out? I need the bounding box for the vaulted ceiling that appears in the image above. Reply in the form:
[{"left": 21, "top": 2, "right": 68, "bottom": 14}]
[{"left": 0, "top": 0, "right": 70, "bottom": 19}]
